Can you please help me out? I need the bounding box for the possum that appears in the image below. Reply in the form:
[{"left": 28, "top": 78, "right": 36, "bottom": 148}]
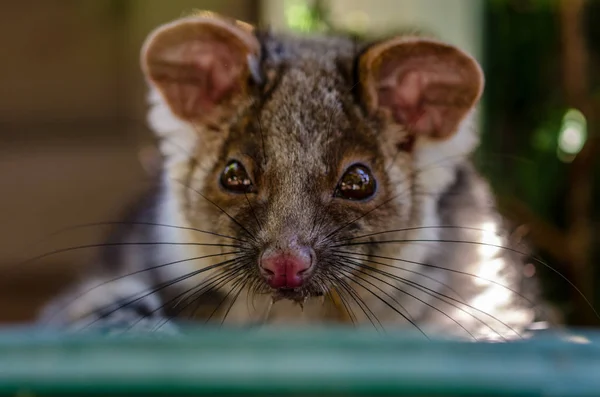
[{"left": 38, "top": 11, "right": 545, "bottom": 340}]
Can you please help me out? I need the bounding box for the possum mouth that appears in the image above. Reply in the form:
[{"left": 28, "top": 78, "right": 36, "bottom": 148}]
[{"left": 272, "top": 288, "right": 324, "bottom": 303}]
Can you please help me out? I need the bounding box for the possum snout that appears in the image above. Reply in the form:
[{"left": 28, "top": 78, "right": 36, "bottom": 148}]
[{"left": 259, "top": 242, "right": 315, "bottom": 289}]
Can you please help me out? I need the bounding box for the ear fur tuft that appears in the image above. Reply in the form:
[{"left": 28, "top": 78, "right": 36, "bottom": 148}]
[
  {"left": 359, "top": 37, "right": 484, "bottom": 140},
  {"left": 141, "top": 14, "right": 260, "bottom": 124}
]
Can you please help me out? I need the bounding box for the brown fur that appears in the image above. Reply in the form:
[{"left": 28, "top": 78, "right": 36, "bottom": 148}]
[{"left": 38, "top": 13, "right": 544, "bottom": 340}]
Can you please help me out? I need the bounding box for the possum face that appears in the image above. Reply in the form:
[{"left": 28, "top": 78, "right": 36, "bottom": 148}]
[{"left": 142, "top": 13, "right": 484, "bottom": 310}]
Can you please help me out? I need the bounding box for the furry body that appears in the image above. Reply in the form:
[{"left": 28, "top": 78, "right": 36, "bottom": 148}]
[{"left": 39, "top": 14, "right": 541, "bottom": 340}]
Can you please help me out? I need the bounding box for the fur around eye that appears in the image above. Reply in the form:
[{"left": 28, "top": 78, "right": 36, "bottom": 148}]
[
  {"left": 220, "top": 160, "right": 254, "bottom": 193},
  {"left": 334, "top": 164, "right": 377, "bottom": 201}
]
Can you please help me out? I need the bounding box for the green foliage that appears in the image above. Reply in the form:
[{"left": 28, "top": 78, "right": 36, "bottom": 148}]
[
  {"left": 480, "top": 1, "right": 566, "bottom": 214},
  {"left": 481, "top": 1, "right": 600, "bottom": 321},
  {"left": 284, "top": 0, "right": 331, "bottom": 33}
]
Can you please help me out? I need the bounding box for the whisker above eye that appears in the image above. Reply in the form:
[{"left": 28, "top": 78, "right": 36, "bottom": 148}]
[
  {"left": 256, "top": 113, "right": 268, "bottom": 166},
  {"left": 324, "top": 150, "right": 480, "bottom": 242}
]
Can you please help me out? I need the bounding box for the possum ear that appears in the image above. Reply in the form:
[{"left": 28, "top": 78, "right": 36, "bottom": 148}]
[
  {"left": 358, "top": 37, "right": 483, "bottom": 139},
  {"left": 141, "top": 13, "right": 260, "bottom": 124}
]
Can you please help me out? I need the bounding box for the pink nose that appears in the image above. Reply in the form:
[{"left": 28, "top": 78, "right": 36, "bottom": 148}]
[{"left": 260, "top": 247, "right": 313, "bottom": 289}]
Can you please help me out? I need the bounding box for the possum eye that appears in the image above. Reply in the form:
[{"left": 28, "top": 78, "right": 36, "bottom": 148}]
[
  {"left": 220, "top": 161, "right": 254, "bottom": 193},
  {"left": 335, "top": 164, "right": 376, "bottom": 201}
]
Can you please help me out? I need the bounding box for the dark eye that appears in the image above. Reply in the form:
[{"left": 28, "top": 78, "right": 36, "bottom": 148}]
[
  {"left": 335, "top": 164, "right": 376, "bottom": 201},
  {"left": 220, "top": 161, "right": 254, "bottom": 193}
]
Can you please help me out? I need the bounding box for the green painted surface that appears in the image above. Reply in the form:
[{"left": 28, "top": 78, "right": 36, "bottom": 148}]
[{"left": 0, "top": 326, "right": 599, "bottom": 396}]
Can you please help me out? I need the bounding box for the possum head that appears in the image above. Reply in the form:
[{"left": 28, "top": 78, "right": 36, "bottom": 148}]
[{"left": 141, "top": 13, "right": 483, "bottom": 308}]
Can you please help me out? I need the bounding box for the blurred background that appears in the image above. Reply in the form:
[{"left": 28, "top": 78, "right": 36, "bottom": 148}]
[{"left": 0, "top": 0, "right": 598, "bottom": 328}]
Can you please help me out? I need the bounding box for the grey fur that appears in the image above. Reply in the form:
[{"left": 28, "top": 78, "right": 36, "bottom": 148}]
[{"left": 38, "top": 16, "right": 546, "bottom": 340}]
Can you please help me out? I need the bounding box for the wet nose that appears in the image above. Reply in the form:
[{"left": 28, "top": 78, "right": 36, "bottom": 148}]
[{"left": 260, "top": 246, "right": 314, "bottom": 289}]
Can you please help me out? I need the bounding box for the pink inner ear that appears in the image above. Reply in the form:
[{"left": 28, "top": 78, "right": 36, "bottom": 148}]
[
  {"left": 375, "top": 53, "right": 481, "bottom": 139},
  {"left": 149, "top": 40, "right": 246, "bottom": 120}
]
